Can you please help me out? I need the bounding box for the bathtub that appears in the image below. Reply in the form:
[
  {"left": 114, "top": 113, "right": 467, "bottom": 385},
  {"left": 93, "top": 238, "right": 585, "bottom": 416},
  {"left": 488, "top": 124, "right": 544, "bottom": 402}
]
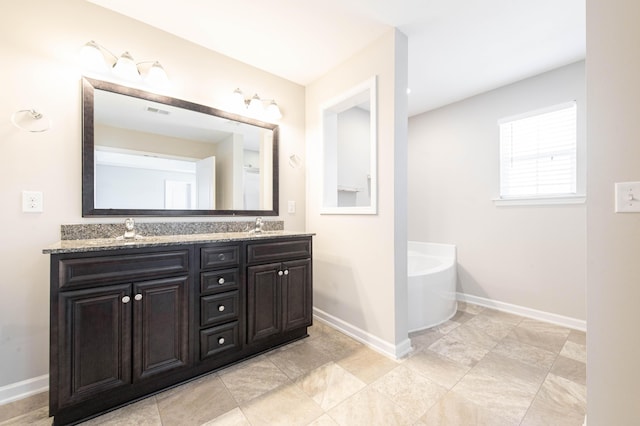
[{"left": 408, "top": 241, "right": 457, "bottom": 332}]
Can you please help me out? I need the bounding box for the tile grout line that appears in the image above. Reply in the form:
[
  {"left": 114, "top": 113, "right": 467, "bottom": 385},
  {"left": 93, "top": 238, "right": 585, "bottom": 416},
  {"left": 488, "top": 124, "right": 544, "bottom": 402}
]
[{"left": 516, "top": 330, "right": 572, "bottom": 425}]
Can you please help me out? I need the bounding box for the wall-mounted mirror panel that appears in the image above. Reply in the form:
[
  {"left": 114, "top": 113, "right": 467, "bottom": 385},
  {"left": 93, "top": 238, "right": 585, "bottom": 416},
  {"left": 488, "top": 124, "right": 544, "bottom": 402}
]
[
  {"left": 82, "top": 78, "right": 278, "bottom": 217},
  {"left": 321, "top": 76, "right": 377, "bottom": 214}
]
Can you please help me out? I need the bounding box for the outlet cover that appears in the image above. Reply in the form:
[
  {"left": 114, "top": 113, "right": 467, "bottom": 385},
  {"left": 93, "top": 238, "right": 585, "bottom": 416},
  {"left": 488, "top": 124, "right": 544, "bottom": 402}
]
[{"left": 22, "top": 190, "right": 43, "bottom": 213}]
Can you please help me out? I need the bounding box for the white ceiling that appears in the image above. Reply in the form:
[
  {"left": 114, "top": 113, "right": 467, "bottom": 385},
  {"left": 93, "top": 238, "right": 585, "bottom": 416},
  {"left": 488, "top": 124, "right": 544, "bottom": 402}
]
[{"left": 88, "top": 0, "right": 585, "bottom": 117}]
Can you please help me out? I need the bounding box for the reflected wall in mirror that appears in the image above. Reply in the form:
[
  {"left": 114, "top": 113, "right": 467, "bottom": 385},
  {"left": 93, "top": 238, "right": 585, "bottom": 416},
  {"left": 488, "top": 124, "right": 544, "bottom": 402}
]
[
  {"left": 82, "top": 77, "right": 278, "bottom": 217},
  {"left": 321, "top": 76, "right": 377, "bottom": 214}
]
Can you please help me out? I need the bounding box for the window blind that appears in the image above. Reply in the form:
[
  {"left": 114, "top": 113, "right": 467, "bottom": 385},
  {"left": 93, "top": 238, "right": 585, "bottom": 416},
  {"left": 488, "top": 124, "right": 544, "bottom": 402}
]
[{"left": 499, "top": 102, "right": 577, "bottom": 198}]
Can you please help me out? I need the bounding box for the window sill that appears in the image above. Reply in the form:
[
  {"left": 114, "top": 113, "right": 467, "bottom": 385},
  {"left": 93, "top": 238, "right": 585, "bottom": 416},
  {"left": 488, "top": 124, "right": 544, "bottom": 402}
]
[{"left": 493, "top": 195, "right": 586, "bottom": 206}]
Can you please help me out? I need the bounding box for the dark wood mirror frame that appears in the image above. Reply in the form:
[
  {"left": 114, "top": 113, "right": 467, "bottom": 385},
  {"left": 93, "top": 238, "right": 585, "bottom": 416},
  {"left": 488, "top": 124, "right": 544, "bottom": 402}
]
[{"left": 82, "top": 77, "right": 279, "bottom": 217}]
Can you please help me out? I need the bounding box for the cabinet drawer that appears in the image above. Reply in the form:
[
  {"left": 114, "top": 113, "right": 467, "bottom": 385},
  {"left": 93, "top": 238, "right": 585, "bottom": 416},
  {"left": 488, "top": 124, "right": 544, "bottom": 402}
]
[
  {"left": 201, "top": 291, "right": 239, "bottom": 327},
  {"left": 58, "top": 250, "right": 189, "bottom": 289},
  {"left": 200, "top": 245, "right": 240, "bottom": 270},
  {"left": 200, "top": 269, "right": 239, "bottom": 294},
  {"left": 246, "top": 239, "right": 311, "bottom": 264},
  {"left": 200, "top": 322, "right": 240, "bottom": 360}
]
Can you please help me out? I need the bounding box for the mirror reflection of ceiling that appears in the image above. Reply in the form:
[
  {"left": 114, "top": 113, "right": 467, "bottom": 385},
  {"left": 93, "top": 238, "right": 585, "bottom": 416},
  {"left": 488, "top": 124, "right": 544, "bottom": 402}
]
[
  {"left": 88, "top": 0, "right": 585, "bottom": 116},
  {"left": 95, "top": 89, "right": 261, "bottom": 151}
]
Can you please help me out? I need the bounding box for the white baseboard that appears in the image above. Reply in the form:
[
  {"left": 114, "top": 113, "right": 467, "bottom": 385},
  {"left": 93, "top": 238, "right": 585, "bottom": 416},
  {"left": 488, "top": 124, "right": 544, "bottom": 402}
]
[
  {"left": 457, "top": 292, "right": 587, "bottom": 331},
  {"left": 0, "top": 374, "right": 48, "bottom": 406},
  {"left": 313, "top": 308, "right": 412, "bottom": 360}
]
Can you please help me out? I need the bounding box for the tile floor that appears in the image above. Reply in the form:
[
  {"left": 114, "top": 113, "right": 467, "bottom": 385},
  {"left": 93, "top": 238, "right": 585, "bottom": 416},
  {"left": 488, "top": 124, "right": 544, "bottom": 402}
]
[{"left": 0, "top": 302, "right": 586, "bottom": 426}]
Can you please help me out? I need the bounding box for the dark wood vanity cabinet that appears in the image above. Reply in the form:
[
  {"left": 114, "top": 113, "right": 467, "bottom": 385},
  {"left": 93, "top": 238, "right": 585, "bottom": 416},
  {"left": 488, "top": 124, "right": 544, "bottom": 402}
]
[
  {"left": 48, "top": 235, "right": 312, "bottom": 425},
  {"left": 56, "top": 284, "right": 132, "bottom": 404},
  {"left": 246, "top": 239, "right": 313, "bottom": 345},
  {"left": 50, "top": 248, "right": 191, "bottom": 424},
  {"left": 197, "top": 243, "right": 242, "bottom": 361},
  {"left": 56, "top": 276, "right": 189, "bottom": 406}
]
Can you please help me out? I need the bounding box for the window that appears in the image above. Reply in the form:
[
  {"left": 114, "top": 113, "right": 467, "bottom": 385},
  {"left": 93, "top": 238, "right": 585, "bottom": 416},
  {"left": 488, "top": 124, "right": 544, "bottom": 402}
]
[{"left": 498, "top": 102, "right": 578, "bottom": 202}]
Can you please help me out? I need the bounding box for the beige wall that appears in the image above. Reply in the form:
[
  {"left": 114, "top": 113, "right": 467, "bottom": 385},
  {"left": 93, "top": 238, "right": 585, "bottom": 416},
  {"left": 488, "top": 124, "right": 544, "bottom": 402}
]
[
  {"left": 586, "top": 0, "right": 640, "bottom": 422},
  {"left": 408, "top": 61, "right": 587, "bottom": 322},
  {"left": 0, "top": 0, "right": 305, "bottom": 392},
  {"left": 305, "top": 29, "right": 410, "bottom": 356}
]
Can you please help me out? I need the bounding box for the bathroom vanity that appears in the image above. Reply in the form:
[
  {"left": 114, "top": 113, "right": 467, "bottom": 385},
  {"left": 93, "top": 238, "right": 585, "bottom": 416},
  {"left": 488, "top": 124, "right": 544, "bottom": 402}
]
[
  {"left": 41, "top": 76, "right": 308, "bottom": 424},
  {"left": 44, "top": 231, "right": 313, "bottom": 425}
]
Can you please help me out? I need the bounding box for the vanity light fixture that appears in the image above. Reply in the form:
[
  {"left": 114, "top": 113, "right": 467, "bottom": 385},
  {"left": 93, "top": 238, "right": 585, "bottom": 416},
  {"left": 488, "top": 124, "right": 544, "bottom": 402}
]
[
  {"left": 232, "top": 88, "right": 283, "bottom": 121},
  {"left": 80, "top": 40, "right": 169, "bottom": 88}
]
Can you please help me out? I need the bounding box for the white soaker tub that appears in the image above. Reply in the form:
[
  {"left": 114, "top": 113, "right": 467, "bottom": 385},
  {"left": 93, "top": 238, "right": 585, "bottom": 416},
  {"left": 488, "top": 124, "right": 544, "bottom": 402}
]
[{"left": 408, "top": 241, "right": 457, "bottom": 332}]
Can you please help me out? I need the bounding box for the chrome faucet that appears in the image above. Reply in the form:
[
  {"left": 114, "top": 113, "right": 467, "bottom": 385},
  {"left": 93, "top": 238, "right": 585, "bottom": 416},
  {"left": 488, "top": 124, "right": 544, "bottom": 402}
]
[
  {"left": 254, "top": 217, "right": 264, "bottom": 234},
  {"left": 116, "top": 217, "right": 143, "bottom": 240},
  {"left": 123, "top": 217, "right": 136, "bottom": 239}
]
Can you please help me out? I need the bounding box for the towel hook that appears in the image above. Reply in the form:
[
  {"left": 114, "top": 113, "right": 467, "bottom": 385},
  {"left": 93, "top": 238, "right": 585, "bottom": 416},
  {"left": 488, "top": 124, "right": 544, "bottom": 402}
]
[{"left": 11, "top": 109, "right": 52, "bottom": 133}]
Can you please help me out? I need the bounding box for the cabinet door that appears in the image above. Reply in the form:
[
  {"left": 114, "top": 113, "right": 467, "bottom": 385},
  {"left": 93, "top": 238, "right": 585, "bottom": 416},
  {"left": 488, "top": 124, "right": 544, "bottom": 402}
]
[
  {"left": 247, "top": 263, "right": 282, "bottom": 344},
  {"left": 133, "top": 276, "right": 189, "bottom": 381},
  {"left": 282, "top": 259, "right": 312, "bottom": 331},
  {"left": 58, "top": 284, "right": 131, "bottom": 407}
]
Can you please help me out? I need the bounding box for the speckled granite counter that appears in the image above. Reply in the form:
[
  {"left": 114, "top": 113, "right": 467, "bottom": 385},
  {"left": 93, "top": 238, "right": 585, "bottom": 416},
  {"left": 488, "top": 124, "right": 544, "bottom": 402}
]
[
  {"left": 43, "top": 231, "right": 314, "bottom": 254},
  {"left": 59, "top": 220, "right": 284, "bottom": 240}
]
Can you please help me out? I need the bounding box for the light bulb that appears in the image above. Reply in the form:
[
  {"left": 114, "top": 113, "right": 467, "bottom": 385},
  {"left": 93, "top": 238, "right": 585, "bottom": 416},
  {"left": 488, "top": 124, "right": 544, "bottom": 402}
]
[
  {"left": 248, "top": 94, "right": 263, "bottom": 116},
  {"left": 266, "top": 100, "right": 282, "bottom": 121},
  {"left": 80, "top": 40, "right": 109, "bottom": 73},
  {"left": 112, "top": 51, "right": 140, "bottom": 81},
  {"left": 144, "top": 61, "right": 169, "bottom": 88},
  {"left": 232, "top": 88, "right": 245, "bottom": 112}
]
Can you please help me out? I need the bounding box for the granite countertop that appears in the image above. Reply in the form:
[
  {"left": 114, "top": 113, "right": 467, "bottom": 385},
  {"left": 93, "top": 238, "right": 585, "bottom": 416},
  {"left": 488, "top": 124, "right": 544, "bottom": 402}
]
[{"left": 43, "top": 231, "right": 314, "bottom": 255}]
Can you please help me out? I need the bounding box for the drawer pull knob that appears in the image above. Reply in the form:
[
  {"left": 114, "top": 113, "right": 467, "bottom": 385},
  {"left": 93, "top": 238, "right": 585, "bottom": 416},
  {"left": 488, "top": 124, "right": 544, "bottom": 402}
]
[
  {"left": 218, "top": 305, "right": 225, "bottom": 312},
  {"left": 278, "top": 270, "right": 283, "bottom": 276},
  {"left": 284, "top": 270, "right": 289, "bottom": 275},
  {"left": 218, "top": 253, "right": 226, "bottom": 261},
  {"left": 218, "top": 277, "right": 225, "bottom": 285},
  {"left": 134, "top": 294, "right": 143, "bottom": 301},
  {"left": 218, "top": 337, "right": 225, "bottom": 345},
  {"left": 122, "top": 296, "right": 131, "bottom": 304}
]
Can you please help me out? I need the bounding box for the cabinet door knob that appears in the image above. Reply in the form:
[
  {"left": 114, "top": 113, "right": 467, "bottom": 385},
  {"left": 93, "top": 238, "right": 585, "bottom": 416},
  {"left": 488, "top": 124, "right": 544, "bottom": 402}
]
[
  {"left": 278, "top": 270, "right": 283, "bottom": 276},
  {"left": 218, "top": 277, "right": 225, "bottom": 285},
  {"left": 134, "top": 294, "right": 143, "bottom": 301},
  {"left": 122, "top": 296, "right": 131, "bottom": 304},
  {"left": 218, "top": 337, "right": 225, "bottom": 345},
  {"left": 218, "top": 253, "right": 226, "bottom": 261},
  {"left": 284, "top": 270, "right": 289, "bottom": 275},
  {"left": 218, "top": 305, "right": 225, "bottom": 312}
]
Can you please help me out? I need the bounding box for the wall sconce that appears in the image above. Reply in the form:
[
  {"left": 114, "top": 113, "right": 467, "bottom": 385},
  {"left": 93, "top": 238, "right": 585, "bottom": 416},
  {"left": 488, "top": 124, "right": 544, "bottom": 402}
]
[
  {"left": 80, "top": 40, "right": 169, "bottom": 88},
  {"left": 232, "top": 88, "right": 282, "bottom": 122}
]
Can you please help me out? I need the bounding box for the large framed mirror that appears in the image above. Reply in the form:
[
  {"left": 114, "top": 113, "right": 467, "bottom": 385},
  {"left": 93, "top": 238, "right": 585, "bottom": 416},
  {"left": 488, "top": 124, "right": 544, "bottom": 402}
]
[
  {"left": 82, "top": 77, "right": 278, "bottom": 217},
  {"left": 321, "top": 76, "right": 377, "bottom": 214}
]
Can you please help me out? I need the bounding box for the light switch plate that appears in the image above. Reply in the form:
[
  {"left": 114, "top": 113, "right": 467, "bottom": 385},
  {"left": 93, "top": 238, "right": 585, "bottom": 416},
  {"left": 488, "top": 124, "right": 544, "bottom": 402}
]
[
  {"left": 287, "top": 200, "right": 296, "bottom": 214},
  {"left": 615, "top": 182, "right": 640, "bottom": 212}
]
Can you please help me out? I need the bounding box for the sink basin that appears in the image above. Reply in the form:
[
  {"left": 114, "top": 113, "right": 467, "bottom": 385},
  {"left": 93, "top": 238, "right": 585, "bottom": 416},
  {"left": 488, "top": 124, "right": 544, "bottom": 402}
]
[
  {"left": 246, "top": 230, "right": 284, "bottom": 237},
  {"left": 115, "top": 234, "right": 145, "bottom": 241}
]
